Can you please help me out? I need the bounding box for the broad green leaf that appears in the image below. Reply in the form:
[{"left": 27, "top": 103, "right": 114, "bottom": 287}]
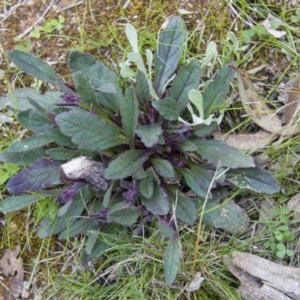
[
  {"left": 179, "top": 140, "right": 198, "bottom": 152},
  {"left": 17, "top": 109, "right": 54, "bottom": 133},
  {"left": 169, "top": 59, "right": 202, "bottom": 112},
  {"left": 46, "top": 148, "right": 78, "bottom": 160},
  {"left": 133, "top": 168, "right": 148, "bottom": 180},
  {"left": 152, "top": 97, "right": 179, "bottom": 120},
  {"left": 74, "top": 61, "right": 120, "bottom": 112},
  {"left": 103, "top": 181, "right": 117, "bottom": 208},
  {"left": 136, "top": 124, "right": 162, "bottom": 147},
  {"left": 158, "top": 217, "right": 176, "bottom": 238},
  {"left": 139, "top": 176, "right": 154, "bottom": 198},
  {"left": 0, "top": 147, "right": 46, "bottom": 166},
  {"left": 178, "top": 166, "right": 214, "bottom": 198},
  {"left": 140, "top": 184, "right": 170, "bottom": 215},
  {"left": 84, "top": 233, "right": 98, "bottom": 255},
  {"left": 136, "top": 71, "right": 150, "bottom": 106},
  {"left": 95, "top": 90, "right": 121, "bottom": 113},
  {"left": 45, "top": 128, "right": 77, "bottom": 148},
  {"left": 0, "top": 195, "right": 40, "bottom": 213},
  {"left": 164, "top": 235, "right": 180, "bottom": 286},
  {"left": 193, "top": 122, "right": 218, "bottom": 137},
  {"left": 68, "top": 51, "right": 96, "bottom": 72},
  {"left": 59, "top": 219, "right": 99, "bottom": 240},
  {"left": 7, "top": 158, "right": 61, "bottom": 194},
  {"left": 194, "top": 139, "right": 255, "bottom": 168},
  {"left": 153, "top": 16, "right": 187, "bottom": 96},
  {"left": 27, "top": 96, "right": 48, "bottom": 114},
  {"left": 0, "top": 88, "right": 63, "bottom": 113},
  {"left": 109, "top": 206, "right": 141, "bottom": 226},
  {"left": 38, "top": 185, "right": 94, "bottom": 238},
  {"left": 82, "top": 224, "right": 124, "bottom": 262},
  {"left": 196, "top": 198, "right": 250, "bottom": 233},
  {"left": 225, "top": 167, "right": 280, "bottom": 194},
  {"left": 55, "top": 110, "right": 125, "bottom": 151},
  {"left": 203, "top": 65, "right": 235, "bottom": 114},
  {"left": 9, "top": 135, "right": 54, "bottom": 152},
  {"left": 104, "top": 150, "right": 150, "bottom": 180},
  {"left": 168, "top": 190, "right": 197, "bottom": 225},
  {"left": 73, "top": 72, "right": 97, "bottom": 106},
  {"left": 121, "top": 86, "right": 139, "bottom": 149},
  {"left": 150, "top": 158, "right": 175, "bottom": 179},
  {"left": 8, "top": 50, "right": 58, "bottom": 85}
]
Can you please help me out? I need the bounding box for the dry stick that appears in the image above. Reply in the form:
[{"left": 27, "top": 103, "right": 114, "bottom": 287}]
[
  {"left": 54, "top": 1, "right": 84, "bottom": 13},
  {"left": 15, "top": 0, "right": 56, "bottom": 39},
  {"left": 0, "top": 0, "right": 24, "bottom": 24}
]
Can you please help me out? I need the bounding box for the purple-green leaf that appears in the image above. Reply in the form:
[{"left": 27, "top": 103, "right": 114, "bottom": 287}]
[
  {"left": 179, "top": 166, "right": 214, "bottom": 198},
  {"left": 152, "top": 97, "right": 179, "bottom": 121},
  {"left": 17, "top": 110, "right": 54, "bottom": 133},
  {"left": 55, "top": 109, "right": 125, "bottom": 151},
  {"left": 136, "top": 124, "right": 163, "bottom": 148},
  {"left": 8, "top": 50, "right": 58, "bottom": 85},
  {"left": 7, "top": 158, "right": 61, "bottom": 194},
  {"left": 150, "top": 158, "right": 175, "bottom": 179},
  {"left": 153, "top": 16, "right": 187, "bottom": 96},
  {"left": 139, "top": 176, "right": 154, "bottom": 199},
  {"left": 109, "top": 206, "right": 141, "bottom": 226},
  {"left": 104, "top": 150, "right": 150, "bottom": 180},
  {"left": 140, "top": 184, "right": 170, "bottom": 215},
  {"left": 169, "top": 59, "right": 202, "bottom": 112}
]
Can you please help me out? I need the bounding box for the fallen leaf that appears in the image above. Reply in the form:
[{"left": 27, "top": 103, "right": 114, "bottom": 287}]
[
  {"left": 185, "top": 272, "right": 204, "bottom": 292},
  {"left": 262, "top": 16, "right": 286, "bottom": 39},
  {"left": 236, "top": 69, "right": 300, "bottom": 136},
  {"left": 0, "top": 245, "right": 24, "bottom": 298},
  {"left": 287, "top": 193, "right": 300, "bottom": 211},
  {"left": 285, "top": 74, "right": 300, "bottom": 123},
  {"left": 214, "top": 131, "right": 276, "bottom": 152}
]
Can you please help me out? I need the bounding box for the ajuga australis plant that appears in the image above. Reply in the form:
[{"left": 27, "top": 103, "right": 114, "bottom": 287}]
[{"left": 0, "top": 16, "right": 280, "bottom": 285}]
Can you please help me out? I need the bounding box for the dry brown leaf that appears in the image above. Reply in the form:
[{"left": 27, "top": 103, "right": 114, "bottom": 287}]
[
  {"left": 214, "top": 131, "right": 276, "bottom": 151},
  {"left": 0, "top": 245, "right": 24, "bottom": 298},
  {"left": 285, "top": 74, "right": 300, "bottom": 123},
  {"left": 236, "top": 69, "right": 300, "bottom": 136},
  {"left": 287, "top": 192, "right": 300, "bottom": 211}
]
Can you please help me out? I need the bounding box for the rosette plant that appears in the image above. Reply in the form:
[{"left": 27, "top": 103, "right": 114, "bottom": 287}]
[{"left": 0, "top": 16, "right": 279, "bottom": 284}]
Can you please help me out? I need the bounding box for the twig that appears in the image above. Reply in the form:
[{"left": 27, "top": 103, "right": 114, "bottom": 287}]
[
  {"left": 0, "top": 0, "right": 25, "bottom": 24},
  {"left": 15, "top": 0, "right": 56, "bottom": 39}
]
